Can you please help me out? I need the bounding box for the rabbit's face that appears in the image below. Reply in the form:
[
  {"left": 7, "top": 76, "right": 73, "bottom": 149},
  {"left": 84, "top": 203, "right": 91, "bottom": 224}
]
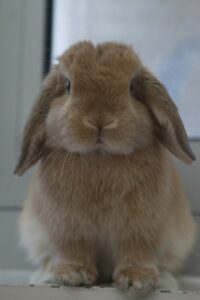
[
  {"left": 46, "top": 42, "right": 153, "bottom": 155},
  {"left": 15, "top": 41, "right": 195, "bottom": 175}
]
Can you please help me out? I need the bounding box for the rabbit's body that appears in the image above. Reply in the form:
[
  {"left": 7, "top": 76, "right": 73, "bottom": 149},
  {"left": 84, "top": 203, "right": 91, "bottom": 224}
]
[
  {"left": 20, "top": 145, "right": 195, "bottom": 285},
  {"left": 16, "top": 42, "right": 196, "bottom": 294}
]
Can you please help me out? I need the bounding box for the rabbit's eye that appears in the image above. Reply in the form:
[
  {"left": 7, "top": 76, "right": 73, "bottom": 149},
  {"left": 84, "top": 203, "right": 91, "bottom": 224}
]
[{"left": 64, "top": 78, "right": 71, "bottom": 94}]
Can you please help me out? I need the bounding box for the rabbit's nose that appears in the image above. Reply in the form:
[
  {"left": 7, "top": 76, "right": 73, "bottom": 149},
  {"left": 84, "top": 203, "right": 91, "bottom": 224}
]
[
  {"left": 83, "top": 118, "right": 117, "bottom": 130},
  {"left": 103, "top": 119, "right": 118, "bottom": 129}
]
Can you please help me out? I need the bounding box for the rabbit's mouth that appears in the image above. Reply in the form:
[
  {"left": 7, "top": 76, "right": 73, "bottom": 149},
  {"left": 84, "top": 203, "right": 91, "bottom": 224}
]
[
  {"left": 89, "top": 138, "right": 135, "bottom": 156},
  {"left": 96, "top": 136, "right": 103, "bottom": 145}
]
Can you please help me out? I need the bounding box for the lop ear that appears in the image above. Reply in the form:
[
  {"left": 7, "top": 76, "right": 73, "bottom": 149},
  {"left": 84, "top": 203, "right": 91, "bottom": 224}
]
[
  {"left": 14, "top": 66, "right": 64, "bottom": 176},
  {"left": 133, "top": 69, "right": 195, "bottom": 164}
]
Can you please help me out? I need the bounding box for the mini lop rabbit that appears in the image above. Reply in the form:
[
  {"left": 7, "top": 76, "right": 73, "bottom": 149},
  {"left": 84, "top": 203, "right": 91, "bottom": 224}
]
[{"left": 15, "top": 42, "right": 196, "bottom": 296}]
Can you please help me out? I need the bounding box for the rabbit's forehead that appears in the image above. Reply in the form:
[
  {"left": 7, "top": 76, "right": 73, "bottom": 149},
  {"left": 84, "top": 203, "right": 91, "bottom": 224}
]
[{"left": 59, "top": 42, "right": 142, "bottom": 83}]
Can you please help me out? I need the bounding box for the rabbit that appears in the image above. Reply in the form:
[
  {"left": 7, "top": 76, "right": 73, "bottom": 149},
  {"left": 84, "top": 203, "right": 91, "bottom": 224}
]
[{"left": 15, "top": 41, "right": 196, "bottom": 296}]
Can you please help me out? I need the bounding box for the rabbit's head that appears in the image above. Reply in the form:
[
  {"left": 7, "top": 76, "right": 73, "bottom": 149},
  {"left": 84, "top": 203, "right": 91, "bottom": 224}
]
[{"left": 14, "top": 41, "right": 195, "bottom": 175}]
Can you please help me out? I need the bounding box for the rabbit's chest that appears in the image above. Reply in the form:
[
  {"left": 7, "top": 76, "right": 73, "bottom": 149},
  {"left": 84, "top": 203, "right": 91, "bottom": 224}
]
[
  {"left": 54, "top": 173, "right": 139, "bottom": 243},
  {"left": 61, "top": 162, "right": 133, "bottom": 218},
  {"left": 40, "top": 153, "right": 158, "bottom": 242}
]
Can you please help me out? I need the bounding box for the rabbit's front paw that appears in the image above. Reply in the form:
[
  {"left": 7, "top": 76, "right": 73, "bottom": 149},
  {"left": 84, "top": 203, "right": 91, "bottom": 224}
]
[
  {"left": 114, "top": 264, "right": 159, "bottom": 297},
  {"left": 45, "top": 263, "right": 97, "bottom": 286}
]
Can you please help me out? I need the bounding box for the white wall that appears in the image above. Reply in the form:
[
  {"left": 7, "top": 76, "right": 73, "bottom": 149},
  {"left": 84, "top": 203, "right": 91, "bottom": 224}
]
[
  {"left": 52, "top": 0, "right": 200, "bottom": 138},
  {"left": 0, "top": 0, "right": 46, "bottom": 269}
]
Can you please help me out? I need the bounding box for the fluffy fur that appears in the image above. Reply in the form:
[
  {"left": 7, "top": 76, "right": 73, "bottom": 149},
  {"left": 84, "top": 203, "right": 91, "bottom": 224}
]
[{"left": 15, "top": 41, "right": 196, "bottom": 295}]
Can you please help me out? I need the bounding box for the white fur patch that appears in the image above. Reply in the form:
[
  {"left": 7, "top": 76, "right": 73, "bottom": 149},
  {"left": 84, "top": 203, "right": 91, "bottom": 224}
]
[
  {"left": 157, "top": 271, "right": 179, "bottom": 290},
  {"left": 19, "top": 208, "right": 53, "bottom": 265}
]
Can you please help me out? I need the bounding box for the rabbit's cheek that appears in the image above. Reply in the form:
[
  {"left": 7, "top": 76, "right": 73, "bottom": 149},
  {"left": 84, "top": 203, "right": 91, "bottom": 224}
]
[
  {"left": 102, "top": 110, "right": 152, "bottom": 155},
  {"left": 45, "top": 100, "right": 72, "bottom": 149},
  {"left": 103, "top": 128, "right": 136, "bottom": 154},
  {"left": 46, "top": 109, "right": 63, "bottom": 148},
  {"left": 53, "top": 113, "right": 97, "bottom": 153}
]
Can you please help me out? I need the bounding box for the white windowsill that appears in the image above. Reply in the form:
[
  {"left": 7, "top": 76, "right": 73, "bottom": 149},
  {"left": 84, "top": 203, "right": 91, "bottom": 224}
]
[{"left": 0, "top": 271, "right": 200, "bottom": 300}]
